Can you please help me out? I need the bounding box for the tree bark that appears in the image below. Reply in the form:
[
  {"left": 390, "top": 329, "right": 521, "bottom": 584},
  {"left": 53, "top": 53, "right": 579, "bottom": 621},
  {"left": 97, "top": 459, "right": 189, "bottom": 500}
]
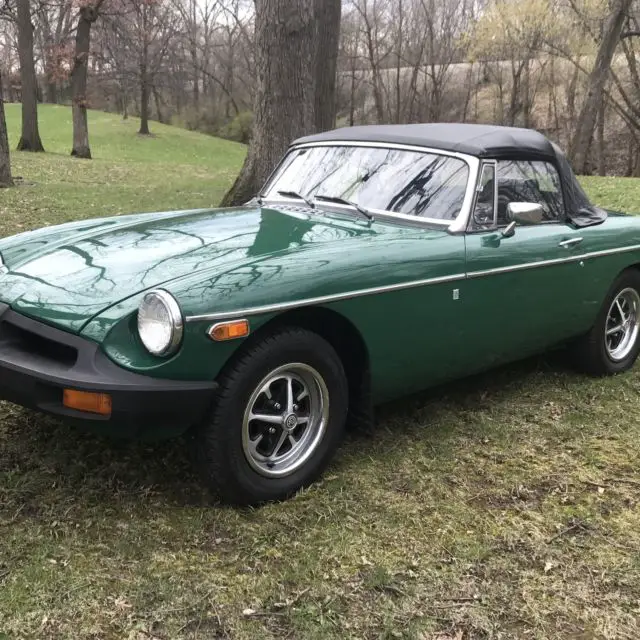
[
  {"left": 16, "top": 0, "right": 45, "bottom": 152},
  {"left": 221, "top": 0, "right": 318, "bottom": 206},
  {"left": 0, "top": 71, "right": 14, "bottom": 187},
  {"left": 152, "top": 84, "right": 165, "bottom": 124},
  {"left": 313, "top": 0, "right": 341, "bottom": 131},
  {"left": 139, "top": 59, "right": 150, "bottom": 134},
  {"left": 139, "top": 7, "right": 151, "bottom": 136},
  {"left": 597, "top": 97, "right": 606, "bottom": 175},
  {"left": 190, "top": 0, "right": 199, "bottom": 111},
  {"left": 569, "top": 0, "right": 633, "bottom": 172},
  {"left": 70, "top": 5, "right": 101, "bottom": 159}
]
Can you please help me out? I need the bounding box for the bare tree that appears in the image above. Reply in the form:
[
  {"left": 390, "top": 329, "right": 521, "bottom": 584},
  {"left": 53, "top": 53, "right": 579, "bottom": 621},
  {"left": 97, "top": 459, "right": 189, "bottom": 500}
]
[
  {"left": 16, "top": 0, "right": 45, "bottom": 151},
  {"left": 0, "top": 70, "right": 14, "bottom": 186},
  {"left": 314, "top": 0, "right": 341, "bottom": 130},
  {"left": 112, "top": 0, "right": 176, "bottom": 135},
  {"left": 221, "top": 0, "right": 340, "bottom": 206},
  {"left": 570, "top": 0, "right": 633, "bottom": 172},
  {"left": 35, "top": 0, "right": 74, "bottom": 104},
  {"left": 352, "top": 0, "right": 390, "bottom": 123},
  {"left": 70, "top": 1, "right": 105, "bottom": 158}
]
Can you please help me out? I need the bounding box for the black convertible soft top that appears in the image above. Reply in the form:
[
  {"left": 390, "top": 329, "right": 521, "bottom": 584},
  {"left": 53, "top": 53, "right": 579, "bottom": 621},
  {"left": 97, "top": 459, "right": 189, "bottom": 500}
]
[{"left": 294, "top": 123, "right": 606, "bottom": 228}]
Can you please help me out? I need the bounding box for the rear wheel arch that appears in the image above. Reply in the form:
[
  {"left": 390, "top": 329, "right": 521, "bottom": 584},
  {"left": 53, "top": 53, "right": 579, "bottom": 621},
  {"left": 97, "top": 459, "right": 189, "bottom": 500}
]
[
  {"left": 572, "top": 268, "right": 640, "bottom": 375},
  {"left": 586, "top": 263, "right": 640, "bottom": 317}
]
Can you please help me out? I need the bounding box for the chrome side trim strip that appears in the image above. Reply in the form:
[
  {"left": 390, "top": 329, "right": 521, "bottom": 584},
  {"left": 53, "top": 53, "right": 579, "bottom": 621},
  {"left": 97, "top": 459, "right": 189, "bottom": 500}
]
[
  {"left": 467, "top": 243, "right": 640, "bottom": 278},
  {"left": 185, "top": 272, "right": 467, "bottom": 323},
  {"left": 579, "top": 243, "right": 640, "bottom": 259},
  {"left": 185, "top": 244, "right": 640, "bottom": 323}
]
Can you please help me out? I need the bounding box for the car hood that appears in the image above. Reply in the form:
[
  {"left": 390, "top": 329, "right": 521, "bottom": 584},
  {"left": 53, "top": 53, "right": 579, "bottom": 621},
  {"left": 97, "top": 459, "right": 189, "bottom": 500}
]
[{"left": 0, "top": 205, "right": 390, "bottom": 333}]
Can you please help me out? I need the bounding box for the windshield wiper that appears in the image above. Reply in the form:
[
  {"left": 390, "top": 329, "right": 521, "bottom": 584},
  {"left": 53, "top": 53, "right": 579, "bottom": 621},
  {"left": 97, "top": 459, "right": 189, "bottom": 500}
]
[
  {"left": 314, "top": 194, "right": 374, "bottom": 222},
  {"left": 277, "top": 190, "right": 315, "bottom": 208}
]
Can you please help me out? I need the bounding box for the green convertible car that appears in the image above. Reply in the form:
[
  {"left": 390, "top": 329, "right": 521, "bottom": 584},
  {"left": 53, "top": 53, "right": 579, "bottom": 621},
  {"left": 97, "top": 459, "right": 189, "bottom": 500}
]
[{"left": 0, "top": 123, "right": 639, "bottom": 504}]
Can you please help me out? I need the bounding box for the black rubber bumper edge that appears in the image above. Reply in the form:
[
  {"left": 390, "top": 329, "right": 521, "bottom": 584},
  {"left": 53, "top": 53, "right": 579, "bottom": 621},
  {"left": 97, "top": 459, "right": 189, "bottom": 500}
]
[{"left": 0, "top": 304, "right": 218, "bottom": 438}]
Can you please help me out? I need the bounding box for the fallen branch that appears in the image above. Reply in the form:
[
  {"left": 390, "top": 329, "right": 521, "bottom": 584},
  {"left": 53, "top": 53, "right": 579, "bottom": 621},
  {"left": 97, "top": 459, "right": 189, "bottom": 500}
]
[
  {"left": 547, "top": 520, "right": 585, "bottom": 544},
  {"left": 582, "top": 480, "right": 609, "bottom": 489},
  {"left": 605, "top": 477, "right": 640, "bottom": 488},
  {"left": 432, "top": 602, "right": 481, "bottom": 609},
  {"left": 439, "top": 596, "right": 478, "bottom": 602}
]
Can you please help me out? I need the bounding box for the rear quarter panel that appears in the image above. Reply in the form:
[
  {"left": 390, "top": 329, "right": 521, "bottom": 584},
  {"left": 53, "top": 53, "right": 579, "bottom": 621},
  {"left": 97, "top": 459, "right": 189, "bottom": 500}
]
[{"left": 577, "top": 213, "right": 640, "bottom": 330}]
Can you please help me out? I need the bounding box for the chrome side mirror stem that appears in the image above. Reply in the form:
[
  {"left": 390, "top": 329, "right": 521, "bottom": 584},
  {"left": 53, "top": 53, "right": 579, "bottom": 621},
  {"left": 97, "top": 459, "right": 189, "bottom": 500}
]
[{"left": 502, "top": 221, "right": 517, "bottom": 238}]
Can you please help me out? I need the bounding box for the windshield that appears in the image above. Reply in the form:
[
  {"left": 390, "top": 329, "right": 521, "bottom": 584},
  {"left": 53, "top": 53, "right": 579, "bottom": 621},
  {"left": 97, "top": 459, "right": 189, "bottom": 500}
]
[{"left": 264, "top": 145, "right": 470, "bottom": 221}]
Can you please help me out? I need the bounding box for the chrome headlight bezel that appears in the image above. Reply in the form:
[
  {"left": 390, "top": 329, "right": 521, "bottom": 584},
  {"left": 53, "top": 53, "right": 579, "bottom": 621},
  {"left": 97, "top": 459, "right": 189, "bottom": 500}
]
[{"left": 137, "top": 289, "right": 184, "bottom": 357}]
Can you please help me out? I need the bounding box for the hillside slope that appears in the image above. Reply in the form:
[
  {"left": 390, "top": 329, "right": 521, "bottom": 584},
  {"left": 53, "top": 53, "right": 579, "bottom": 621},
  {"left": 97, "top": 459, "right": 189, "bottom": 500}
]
[
  {"left": 0, "top": 105, "right": 639, "bottom": 242},
  {"left": 0, "top": 104, "right": 246, "bottom": 238}
]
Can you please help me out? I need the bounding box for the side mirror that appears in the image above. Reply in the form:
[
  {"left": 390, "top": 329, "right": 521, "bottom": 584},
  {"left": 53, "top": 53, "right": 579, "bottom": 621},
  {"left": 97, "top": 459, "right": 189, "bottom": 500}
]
[{"left": 507, "top": 202, "right": 545, "bottom": 225}]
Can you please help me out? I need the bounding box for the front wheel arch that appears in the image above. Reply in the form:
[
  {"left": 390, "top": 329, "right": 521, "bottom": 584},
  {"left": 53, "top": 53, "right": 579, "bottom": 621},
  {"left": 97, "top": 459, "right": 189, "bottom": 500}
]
[{"left": 247, "top": 307, "right": 373, "bottom": 434}]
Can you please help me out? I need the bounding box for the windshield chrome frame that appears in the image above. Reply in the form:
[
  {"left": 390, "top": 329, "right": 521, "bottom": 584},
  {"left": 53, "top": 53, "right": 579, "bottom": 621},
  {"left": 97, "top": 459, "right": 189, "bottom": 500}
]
[{"left": 260, "top": 140, "right": 480, "bottom": 232}]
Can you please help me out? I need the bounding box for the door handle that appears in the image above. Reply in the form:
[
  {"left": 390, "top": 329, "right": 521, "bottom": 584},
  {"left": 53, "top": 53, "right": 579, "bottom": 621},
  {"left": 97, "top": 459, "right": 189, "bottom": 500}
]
[{"left": 559, "top": 237, "right": 584, "bottom": 249}]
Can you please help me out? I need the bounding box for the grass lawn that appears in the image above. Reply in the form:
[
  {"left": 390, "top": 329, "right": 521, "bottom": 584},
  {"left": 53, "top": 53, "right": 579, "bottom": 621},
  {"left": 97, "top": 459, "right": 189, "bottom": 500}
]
[
  {"left": 0, "top": 104, "right": 246, "bottom": 238},
  {"left": 1, "top": 107, "right": 639, "bottom": 639}
]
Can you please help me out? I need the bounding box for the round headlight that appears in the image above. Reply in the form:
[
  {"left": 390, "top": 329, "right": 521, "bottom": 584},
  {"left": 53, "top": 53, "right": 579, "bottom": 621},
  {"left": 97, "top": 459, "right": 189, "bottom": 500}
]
[{"left": 137, "top": 290, "right": 183, "bottom": 356}]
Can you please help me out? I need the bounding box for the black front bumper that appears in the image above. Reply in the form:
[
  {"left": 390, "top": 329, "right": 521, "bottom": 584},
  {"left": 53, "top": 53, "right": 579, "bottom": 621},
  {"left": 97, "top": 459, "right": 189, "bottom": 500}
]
[{"left": 0, "top": 304, "right": 218, "bottom": 438}]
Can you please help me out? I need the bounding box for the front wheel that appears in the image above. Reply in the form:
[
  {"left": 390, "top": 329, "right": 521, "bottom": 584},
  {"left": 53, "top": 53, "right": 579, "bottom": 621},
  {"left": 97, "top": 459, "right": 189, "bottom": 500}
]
[
  {"left": 193, "top": 327, "right": 348, "bottom": 505},
  {"left": 573, "top": 270, "right": 640, "bottom": 376}
]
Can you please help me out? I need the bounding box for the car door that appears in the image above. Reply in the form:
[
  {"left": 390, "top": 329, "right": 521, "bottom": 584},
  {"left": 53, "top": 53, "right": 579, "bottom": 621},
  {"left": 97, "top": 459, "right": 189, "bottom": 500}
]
[{"left": 462, "top": 158, "right": 592, "bottom": 369}]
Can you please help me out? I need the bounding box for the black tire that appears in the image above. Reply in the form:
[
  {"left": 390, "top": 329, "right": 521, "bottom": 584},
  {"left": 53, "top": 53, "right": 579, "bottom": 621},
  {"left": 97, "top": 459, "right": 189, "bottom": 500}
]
[
  {"left": 193, "top": 327, "right": 348, "bottom": 505},
  {"left": 572, "top": 269, "right": 640, "bottom": 376}
]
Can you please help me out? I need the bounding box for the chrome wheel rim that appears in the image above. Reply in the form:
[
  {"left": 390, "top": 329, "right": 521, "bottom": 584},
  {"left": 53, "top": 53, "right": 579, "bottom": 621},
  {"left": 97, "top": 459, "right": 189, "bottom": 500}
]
[
  {"left": 242, "top": 363, "right": 329, "bottom": 478},
  {"left": 605, "top": 287, "right": 640, "bottom": 362}
]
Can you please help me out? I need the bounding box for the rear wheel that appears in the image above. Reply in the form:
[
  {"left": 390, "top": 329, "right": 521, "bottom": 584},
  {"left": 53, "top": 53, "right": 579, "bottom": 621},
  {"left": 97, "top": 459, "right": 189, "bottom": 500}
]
[
  {"left": 193, "top": 327, "right": 348, "bottom": 505},
  {"left": 573, "top": 270, "right": 640, "bottom": 375}
]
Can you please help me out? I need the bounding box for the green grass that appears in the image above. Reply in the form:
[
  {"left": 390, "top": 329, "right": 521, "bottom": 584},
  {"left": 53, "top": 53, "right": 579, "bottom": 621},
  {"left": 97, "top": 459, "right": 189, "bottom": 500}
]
[
  {"left": 1, "top": 107, "right": 640, "bottom": 639},
  {"left": 0, "top": 104, "right": 246, "bottom": 237}
]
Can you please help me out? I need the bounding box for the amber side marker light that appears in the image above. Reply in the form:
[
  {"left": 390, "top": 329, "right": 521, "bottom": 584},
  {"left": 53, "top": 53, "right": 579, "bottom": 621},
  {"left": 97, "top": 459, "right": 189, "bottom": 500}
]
[
  {"left": 209, "top": 319, "right": 250, "bottom": 342},
  {"left": 63, "top": 389, "right": 112, "bottom": 416}
]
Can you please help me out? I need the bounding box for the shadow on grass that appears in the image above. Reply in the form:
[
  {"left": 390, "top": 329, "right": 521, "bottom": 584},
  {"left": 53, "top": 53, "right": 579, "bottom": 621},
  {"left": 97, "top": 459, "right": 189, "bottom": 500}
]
[
  {"left": 374, "top": 346, "right": 575, "bottom": 429},
  {"left": 0, "top": 349, "right": 577, "bottom": 514}
]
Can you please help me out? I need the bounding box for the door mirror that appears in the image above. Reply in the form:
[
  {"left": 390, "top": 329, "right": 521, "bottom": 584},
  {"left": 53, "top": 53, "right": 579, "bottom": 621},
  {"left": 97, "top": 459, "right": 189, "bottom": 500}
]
[{"left": 507, "top": 202, "right": 545, "bottom": 225}]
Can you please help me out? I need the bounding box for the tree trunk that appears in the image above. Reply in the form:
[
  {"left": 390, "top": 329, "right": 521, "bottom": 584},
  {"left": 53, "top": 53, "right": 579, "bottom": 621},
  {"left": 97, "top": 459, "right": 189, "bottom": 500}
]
[
  {"left": 569, "top": 0, "right": 632, "bottom": 173},
  {"left": 139, "top": 15, "right": 151, "bottom": 137},
  {"left": 626, "top": 129, "right": 635, "bottom": 176},
  {"left": 122, "top": 85, "right": 129, "bottom": 120},
  {"left": 46, "top": 80, "right": 58, "bottom": 104},
  {"left": 153, "top": 85, "right": 165, "bottom": 124},
  {"left": 313, "top": 0, "right": 341, "bottom": 131},
  {"left": 70, "top": 6, "right": 100, "bottom": 159},
  {"left": 363, "top": 19, "right": 384, "bottom": 124},
  {"left": 394, "top": 0, "right": 403, "bottom": 124},
  {"left": 0, "top": 71, "right": 14, "bottom": 187},
  {"left": 349, "top": 64, "right": 356, "bottom": 126},
  {"left": 221, "top": 0, "right": 317, "bottom": 206},
  {"left": 139, "top": 61, "right": 150, "bottom": 134},
  {"left": 16, "top": 0, "right": 45, "bottom": 152},
  {"left": 597, "top": 97, "right": 606, "bottom": 176}
]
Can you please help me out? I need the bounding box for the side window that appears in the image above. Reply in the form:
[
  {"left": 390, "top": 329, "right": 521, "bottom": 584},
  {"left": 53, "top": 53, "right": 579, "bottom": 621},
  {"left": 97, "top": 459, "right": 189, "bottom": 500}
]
[
  {"left": 496, "top": 160, "right": 564, "bottom": 226},
  {"left": 472, "top": 163, "right": 496, "bottom": 227}
]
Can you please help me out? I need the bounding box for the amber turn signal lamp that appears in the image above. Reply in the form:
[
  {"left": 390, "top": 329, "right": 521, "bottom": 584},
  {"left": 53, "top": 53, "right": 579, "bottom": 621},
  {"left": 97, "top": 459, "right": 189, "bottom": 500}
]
[
  {"left": 63, "top": 389, "right": 112, "bottom": 416},
  {"left": 209, "top": 319, "right": 250, "bottom": 341}
]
